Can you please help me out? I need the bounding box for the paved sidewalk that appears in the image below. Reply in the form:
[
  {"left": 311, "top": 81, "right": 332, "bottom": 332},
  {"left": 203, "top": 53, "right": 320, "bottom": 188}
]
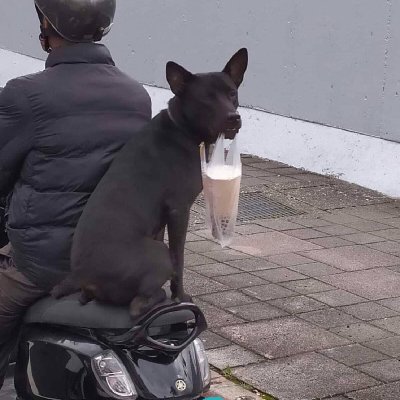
[{"left": 187, "top": 155, "right": 400, "bottom": 400}]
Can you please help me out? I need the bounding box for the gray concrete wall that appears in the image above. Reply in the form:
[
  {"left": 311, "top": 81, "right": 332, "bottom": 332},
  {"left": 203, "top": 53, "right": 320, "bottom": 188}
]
[{"left": 0, "top": 0, "right": 399, "bottom": 143}]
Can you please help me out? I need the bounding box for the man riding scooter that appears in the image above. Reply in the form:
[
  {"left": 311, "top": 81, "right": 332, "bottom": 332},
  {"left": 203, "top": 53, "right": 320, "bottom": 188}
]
[{"left": 0, "top": 0, "right": 152, "bottom": 390}]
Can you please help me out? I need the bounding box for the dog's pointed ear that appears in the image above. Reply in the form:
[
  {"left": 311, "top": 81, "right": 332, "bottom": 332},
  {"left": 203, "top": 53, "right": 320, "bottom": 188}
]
[
  {"left": 166, "top": 62, "right": 194, "bottom": 95},
  {"left": 223, "top": 48, "right": 248, "bottom": 88}
]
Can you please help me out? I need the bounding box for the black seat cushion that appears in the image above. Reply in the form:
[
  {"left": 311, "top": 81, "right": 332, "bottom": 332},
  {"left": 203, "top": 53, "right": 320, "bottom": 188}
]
[{"left": 23, "top": 293, "right": 188, "bottom": 330}]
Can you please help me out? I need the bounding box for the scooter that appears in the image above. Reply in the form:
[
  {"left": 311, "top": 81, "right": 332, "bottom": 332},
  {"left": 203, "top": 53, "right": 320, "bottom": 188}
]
[{"left": 12, "top": 293, "right": 210, "bottom": 400}]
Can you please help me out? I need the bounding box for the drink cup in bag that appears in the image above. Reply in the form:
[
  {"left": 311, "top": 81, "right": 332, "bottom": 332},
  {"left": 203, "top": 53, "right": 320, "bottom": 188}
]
[{"left": 200, "top": 134, "right": 242, "bottom": 247}]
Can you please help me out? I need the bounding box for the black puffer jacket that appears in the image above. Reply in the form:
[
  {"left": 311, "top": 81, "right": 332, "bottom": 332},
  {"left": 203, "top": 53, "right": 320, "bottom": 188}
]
[{"left": 0, "top": 43, "right": 151, "bottom": 290}]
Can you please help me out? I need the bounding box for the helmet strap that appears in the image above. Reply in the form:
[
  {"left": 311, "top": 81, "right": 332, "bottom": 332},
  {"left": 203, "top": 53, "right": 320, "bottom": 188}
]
[{"left": 39, "top": 25, "right": 51, "bottom": 53}]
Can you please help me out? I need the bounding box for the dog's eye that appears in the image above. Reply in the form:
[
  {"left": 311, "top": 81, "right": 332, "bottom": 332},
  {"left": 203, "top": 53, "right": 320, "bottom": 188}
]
[{"left": 229, "top": 90, "right": 237, "bottom": 98}]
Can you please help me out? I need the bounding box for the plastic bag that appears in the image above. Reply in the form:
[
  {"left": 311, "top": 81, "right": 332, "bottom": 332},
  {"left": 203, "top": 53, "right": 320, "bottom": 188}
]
[{"left": 200, "top": 134, "right": 242, "bottom": 247}]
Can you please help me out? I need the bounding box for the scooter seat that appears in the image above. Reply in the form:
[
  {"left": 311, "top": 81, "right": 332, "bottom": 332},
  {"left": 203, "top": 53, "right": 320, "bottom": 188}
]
[{"left": 23, "top": 293, "right": 189, "bottom": 330}]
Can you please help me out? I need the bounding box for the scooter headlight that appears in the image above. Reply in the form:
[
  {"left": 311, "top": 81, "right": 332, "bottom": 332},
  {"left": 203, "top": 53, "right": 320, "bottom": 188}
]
[
  {"left": 193, "top": 338, "right": 211, "bottom": 388},
  {"left": 92, "top": 351, "right": 137, "bottom": 399}
]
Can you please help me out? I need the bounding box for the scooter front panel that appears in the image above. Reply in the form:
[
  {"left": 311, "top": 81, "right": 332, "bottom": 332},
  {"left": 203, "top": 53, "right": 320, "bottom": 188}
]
[{"left": 121, "top": 343, "right": 205, "bottom": 399}]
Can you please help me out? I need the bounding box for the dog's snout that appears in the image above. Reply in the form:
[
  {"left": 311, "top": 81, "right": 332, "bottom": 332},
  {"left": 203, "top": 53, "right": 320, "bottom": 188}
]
[{"left": 227, "top": 113, "right": 241, "bottom": 123}]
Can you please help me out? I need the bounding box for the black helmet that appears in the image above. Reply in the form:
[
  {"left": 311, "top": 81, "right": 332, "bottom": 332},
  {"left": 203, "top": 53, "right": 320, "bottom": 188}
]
[{"left": 34, "top": 0, "right": 116, "bottom": 43}]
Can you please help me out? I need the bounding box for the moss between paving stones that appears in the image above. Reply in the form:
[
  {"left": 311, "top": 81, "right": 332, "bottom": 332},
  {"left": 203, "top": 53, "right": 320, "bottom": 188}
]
[{"left": 217, "top": 366, "right": 277, "bottom": 400}]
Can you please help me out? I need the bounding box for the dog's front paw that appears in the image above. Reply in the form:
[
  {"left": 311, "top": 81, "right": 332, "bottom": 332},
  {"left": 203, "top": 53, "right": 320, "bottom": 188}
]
[{"left": 173, "top": 292, "right": 193, "bottom": 303}]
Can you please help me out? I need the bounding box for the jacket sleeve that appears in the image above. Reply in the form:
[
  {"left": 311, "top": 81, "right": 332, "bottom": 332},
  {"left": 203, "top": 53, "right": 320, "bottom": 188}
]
[{"left": 0, "top": 80, "right": 33, "bottom": 197}]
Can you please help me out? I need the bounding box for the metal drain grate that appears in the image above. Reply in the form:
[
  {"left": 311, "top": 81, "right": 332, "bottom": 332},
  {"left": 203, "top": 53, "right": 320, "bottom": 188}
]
[{"left": 195, "top": 191, "right": 303, "bottom": 222}]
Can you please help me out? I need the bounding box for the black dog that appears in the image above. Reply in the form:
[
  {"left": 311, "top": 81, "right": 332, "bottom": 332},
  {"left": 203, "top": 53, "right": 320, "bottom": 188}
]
[{"left": 52, "top": 48, "right": 248, "bottom": 317}]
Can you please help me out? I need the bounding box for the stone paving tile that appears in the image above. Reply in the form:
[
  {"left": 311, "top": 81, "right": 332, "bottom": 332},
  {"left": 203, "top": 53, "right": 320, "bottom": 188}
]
[
  {"left": 285, "top": 184, "right": 387, "bottom": 209},
  {"left": 241, "top": 176, "right": 270, "bottom": 186},
  {"left": 303, "top": 246, "right": 400, "bottom": 271},
  {"left": 213, "top": 272, "right": 268, "bottom": 289},
  {"left": 319, "top": 343, "right": 387, "bottom": 366},
  {"left": 186, "top": 232, "right": 204, "bottom": 242},
  {"left": 253, "top": 267, "right": 308, "bottom": 283},
  {"left": 226, "top": 257, "right": 280, "bottom": 272},
  {"left": 268, "top": 295, "right": 327, "bottom": 314},
  {"left": 207, "top": 344, "right": 264, "bottom": 369},
  {"left": 234, "top": 223, "right": 271, "bottom": 235},
  {"left": 262, "top": 175, "right": 300, "bottom": 186},
  {"left": 267, "top": 167, "right": 306, "bottom": 176},
  {"left": 193, "top": 229, "right": 215, "bottom": 240},
  {"left": 228, "top": 301, "right": 289, "bottom": 322},
  {"left": 295, "top": 172, "right": 333, "bottom": 182},
  {"left": 230, "top": 231, "right": 321, "bottom": 256},
  {"left": 309, "top": 236, "right": 354, "bottom": 248},
  {"left": 291, "top": 218, "right": 332, "bottom": 229},
  {"left": 341, "top": 232, "right": 387, "bottom": 245},
  {"left": 189, "top": 262, "right": 242, "bottom": 277},
  {"left": 242, "top": 283, "right": 297, "bottom": 301},
  {"left": 299, "top": 308, "right": 360, "bottom": 329},
  {"left": 286, "top": 228, "right": 330, "bottom": 240},
  {"left": 371, "top": 316, "right": 400, "bottom": 334},
  {"left": 340, "top": 207, "right": 395, "bottom": 221},
  {"left": 364, "top": 336, "right": 400, "bottom": 357},
  {"left": 319, "top": 268, "right": 400, "bottom": 300},
  {"left": 367, "top": 240, "right": 400, "bottom": 254},
  {"left": 275, "top": 179, "right": 335, "bottom": 190},
  {"left": 233, "top": 353, "right": 377, "bottom": 400},
  {"left": 254, "top": 219, "right": 304, "bottom": 231},
  {"left": 200, "top": 330, "right": 231, "bottom": 350},
  {"left": 185, "top": 240, "right": 223, "bottom": 253},
  {"left": 199, "top": 290, "right": 257, "bottom": 308},
  {"left": 317, "top": 225, "right": 360, "bottom": 236},
  {"left": 339, "top": 302, "right": 399, "bottom": 321},
  {"left": 373, "top": 228, "right": 400, "bottom": 241},
  {"left": 331, "top": 323, "right": 394, "bottom": 343},
  {"left": 219, "top": 317, "right": 349, "bottom": 359},
  {"left": 378, "top": 297, "right": 400, "bottom": 312},
  {"left": 355, "top": 359, "right": 400, "bottom": 383},
  {"left": 322, "top": 213, "right": 367, "bottom": 225},
  {"left": 347, "top": 381, "right": 400, "bottom": 400},
  {"left": 246, "top": 159, "right": 288, "bottom": 169},
  {"left": 194, "top": 299, "right": 245, "bottom": 328},
  {"left": 280, "top": 278, "right": 336, "bottom": 295},
  {"left": 309, "top": 289, "right": 366, "bottom": 307},
  {"left": 267, "top": 253, "right": 315, "bottom": 267},
  {"left": 341, "top": 220, "right": 394, "bottom": 232},
  {"left": 388, "top": 265, "right": 400, "bottom": 273},
  {"left": 372, "top": 203, "right": 400, "bottom": 216},
  {"left": 185, "top": 253, "right": 215, "bottom": 267},
  {"left": 184, "top": 270, "right": 228, "bottom": 296},
  {"left": 202, "top": 248, "right": 251, "bottom": 262},
  {"left": 243, "top": 168, "right": 275, "bottom": 177},
  {"left": 387, "top": 218, "right": 400, "bottom": 228},
  {"left": 289, "top": 262, "right": 343, "bottom": 277}
]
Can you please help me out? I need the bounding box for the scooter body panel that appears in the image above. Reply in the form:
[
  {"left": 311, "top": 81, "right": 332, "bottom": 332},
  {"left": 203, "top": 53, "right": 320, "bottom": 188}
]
[
  {"left": 14, "top": 326, "right": 105, "bottom": 400},
  {"left": 14, "top": 325, "right": 206, "bottom": 400}
]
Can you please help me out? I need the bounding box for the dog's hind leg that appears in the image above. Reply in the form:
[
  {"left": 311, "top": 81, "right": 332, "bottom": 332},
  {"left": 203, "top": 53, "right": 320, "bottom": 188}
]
[
  {"left": 130, "top": 288, "right": 167, "bottom": 318},
  {"left": 51, "top": 274, "right": 80, "bottom": 299}
]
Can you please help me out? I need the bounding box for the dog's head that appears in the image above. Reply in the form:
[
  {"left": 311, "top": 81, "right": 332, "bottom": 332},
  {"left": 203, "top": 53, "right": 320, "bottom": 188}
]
[{"left": 166, "top": 48, "right": 248, "bottom": 143}]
